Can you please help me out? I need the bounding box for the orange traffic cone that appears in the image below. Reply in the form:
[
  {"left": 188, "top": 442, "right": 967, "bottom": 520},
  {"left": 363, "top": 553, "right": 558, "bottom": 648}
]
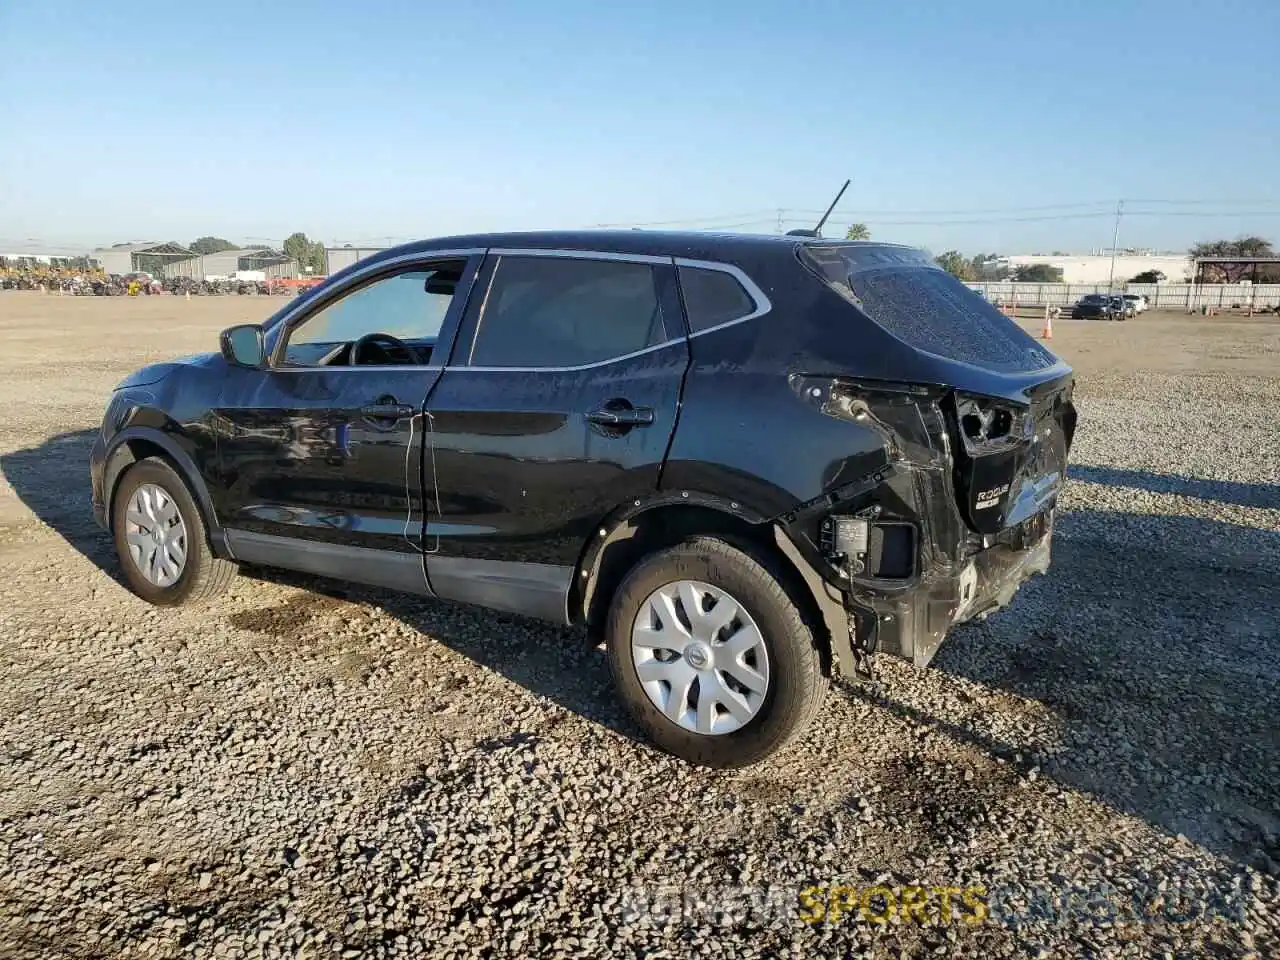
[{"left": 1041, "top": 306, "right": 1053, "bottom": 340}]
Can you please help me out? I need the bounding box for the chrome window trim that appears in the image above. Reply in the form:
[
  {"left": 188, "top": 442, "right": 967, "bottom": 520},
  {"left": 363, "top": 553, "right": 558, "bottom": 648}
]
[
  {"left": 673, "top": 258, "right": 773, "bottom": 337},
  {"left": 464, "top": 338, "right": 685, "bottom": 373},
  {"left": 488, "top": 247, "right": 672, "bottom": 266},
  {"left": 269, "top": 247, "right": 485, "bottom": 368},
  {"left": 269, "top": 364, "right": 443, "bottom": 374},
  {"left": 253, "top": 248, "right": 771, "bottom": 374}
]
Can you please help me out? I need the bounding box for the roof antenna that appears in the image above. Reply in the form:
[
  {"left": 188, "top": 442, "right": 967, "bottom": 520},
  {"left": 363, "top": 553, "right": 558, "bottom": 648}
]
[{"left": 786, "top": 179, "right": 850, "bottom": 239}]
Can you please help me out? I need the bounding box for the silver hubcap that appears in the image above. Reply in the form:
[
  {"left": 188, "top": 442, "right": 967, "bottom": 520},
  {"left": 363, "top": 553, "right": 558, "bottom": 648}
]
[
  {"left": 631, "top": 580, "right": 771, "bottom": 736},
  {"left": 124, "top": 483, "right": 187, "bottom": 587}
]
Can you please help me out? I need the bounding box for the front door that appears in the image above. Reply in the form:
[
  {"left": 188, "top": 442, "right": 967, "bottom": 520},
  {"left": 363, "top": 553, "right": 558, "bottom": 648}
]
[
  {"left": 213, "top": 254, "right": 480, "bottom": 591},
  {"left": 423, "top": 250, "right": 689, "bottom": 621}
]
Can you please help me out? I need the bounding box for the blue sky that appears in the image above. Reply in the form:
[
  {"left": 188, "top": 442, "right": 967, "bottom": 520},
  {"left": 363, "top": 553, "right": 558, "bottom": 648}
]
[{"left": 2, "top": 0, "right": 1278, "bottom": 255}]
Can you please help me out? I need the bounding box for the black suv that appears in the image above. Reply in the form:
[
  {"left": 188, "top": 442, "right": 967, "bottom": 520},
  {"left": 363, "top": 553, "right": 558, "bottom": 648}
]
[
  {"left": 1071, "top": 293, "right": 1132, "bottom": 320},
  {"left": 91, "top": 232, "right": 1076, "bottom": 766}
]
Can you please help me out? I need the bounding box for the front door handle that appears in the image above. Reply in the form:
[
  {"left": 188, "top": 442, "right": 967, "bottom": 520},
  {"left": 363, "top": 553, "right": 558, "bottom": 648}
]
[
  {"left": 360, "top": 400, "right": 415, "bottom": 423},
  {"left": 586, "top": 404, "right": 655, "bottom": 427}
]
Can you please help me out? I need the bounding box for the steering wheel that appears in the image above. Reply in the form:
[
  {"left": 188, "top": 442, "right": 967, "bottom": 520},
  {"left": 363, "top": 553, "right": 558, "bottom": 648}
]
[{"left": 350, "top": 332, "right": 422, "bottom": 366}]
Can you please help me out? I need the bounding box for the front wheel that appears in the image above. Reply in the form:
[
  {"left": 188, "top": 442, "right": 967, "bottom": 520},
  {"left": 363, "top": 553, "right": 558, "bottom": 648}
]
[
  {"left": 111, "top": 457, "right": 236, "bottom": 605},
  {"left": 605, "top": 537, "right": 829, "bottom": 767}
]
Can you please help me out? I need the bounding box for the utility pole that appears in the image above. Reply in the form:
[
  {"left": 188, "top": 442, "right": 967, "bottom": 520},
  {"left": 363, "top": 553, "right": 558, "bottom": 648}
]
[{"left": 1107, "top": 199, "right": 1124, "bottom": 295}]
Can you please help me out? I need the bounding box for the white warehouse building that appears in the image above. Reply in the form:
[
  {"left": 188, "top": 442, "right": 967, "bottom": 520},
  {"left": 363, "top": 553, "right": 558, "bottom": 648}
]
[{"left": 1003, "top": 253, "right": 1192, "bottom": 284}]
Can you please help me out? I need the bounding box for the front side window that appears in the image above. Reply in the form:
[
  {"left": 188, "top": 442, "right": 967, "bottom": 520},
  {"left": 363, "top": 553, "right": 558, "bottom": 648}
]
[
  {"left": 467, "top": 256, "right": 666, "bottom": 367},
  {"left": 281, "top": 261, "right": 463, "bottom": 366}
]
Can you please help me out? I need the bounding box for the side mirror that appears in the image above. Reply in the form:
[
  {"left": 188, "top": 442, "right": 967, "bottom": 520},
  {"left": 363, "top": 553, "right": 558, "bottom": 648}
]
[{"left": 220, "top": 324, "right": 266, "bottom": 368}]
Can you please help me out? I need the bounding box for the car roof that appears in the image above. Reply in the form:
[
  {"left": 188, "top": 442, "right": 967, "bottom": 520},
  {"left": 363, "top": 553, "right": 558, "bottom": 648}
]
[{"left": 361, "top": 230, "right": 915, "bottom": 264}]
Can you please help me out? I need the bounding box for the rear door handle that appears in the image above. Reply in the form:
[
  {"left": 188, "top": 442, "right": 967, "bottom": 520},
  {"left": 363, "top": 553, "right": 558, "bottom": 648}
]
[{"left": 586, "top": 405, "right": 655, "bottom": 427}]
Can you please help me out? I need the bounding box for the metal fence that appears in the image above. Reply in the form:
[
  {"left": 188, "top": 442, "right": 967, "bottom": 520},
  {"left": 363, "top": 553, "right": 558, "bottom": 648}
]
[{"left": 966, "top": 282, "right": 1280, "bottom": 310}]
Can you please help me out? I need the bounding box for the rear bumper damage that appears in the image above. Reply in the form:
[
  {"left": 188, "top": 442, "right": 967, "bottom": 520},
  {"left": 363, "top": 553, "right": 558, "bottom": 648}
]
[
  {"left": 783, "top": 496, "right": 1058, "bottom": 678},
  {"left": 851, "top": 515, "right": 1053, "bottom": 669},
  {"left": 776, "top": 374, "right": 1072, "bottom": 678}
]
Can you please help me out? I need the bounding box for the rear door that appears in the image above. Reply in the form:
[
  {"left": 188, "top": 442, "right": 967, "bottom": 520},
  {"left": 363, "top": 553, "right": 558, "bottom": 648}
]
[
  {"left": 213, "top": 253, "right": 480, "bottom": 589},
  {"left": 422, "top": 249, "right": 689, "bottom": 622}
]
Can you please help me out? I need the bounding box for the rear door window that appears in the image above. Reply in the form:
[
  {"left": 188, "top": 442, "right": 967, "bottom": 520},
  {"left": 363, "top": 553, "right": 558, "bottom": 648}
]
[{"left": 466, "top": 255, "right": 667, "bottom": 367}]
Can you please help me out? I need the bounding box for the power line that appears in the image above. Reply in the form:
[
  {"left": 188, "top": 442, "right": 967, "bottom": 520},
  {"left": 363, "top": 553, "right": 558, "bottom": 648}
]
[
  {"left": 779, "top": 209, "right": 1280, "bottom": 227},
  {"left": 789, "top": 201, "right": 1117, "bottom": 216},
  {"left": 781, "top": 212, "right": 1114, "bottom": 226},
  {"left": 591, "top": 210, "right": 776, "bottom": 228},
  {"left": 1114, "top": 210, "right": 1280, "bottom": 218},
  {"left": 1123, "top": 198, "right": 1280, "bottom": 206}
]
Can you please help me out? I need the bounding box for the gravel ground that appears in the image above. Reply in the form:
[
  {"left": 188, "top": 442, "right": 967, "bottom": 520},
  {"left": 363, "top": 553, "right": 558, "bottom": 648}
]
[{"left": 0, "top": 294, "right": 1277, "bottom": 958}]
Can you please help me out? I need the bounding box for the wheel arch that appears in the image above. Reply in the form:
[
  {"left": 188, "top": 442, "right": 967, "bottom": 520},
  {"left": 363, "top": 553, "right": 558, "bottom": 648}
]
[
  {"left": 571, "top": 494, "right": 845, "bottom": 675},
  {"left": 103, "top": 426, "right": 229, "bottom": 557}
]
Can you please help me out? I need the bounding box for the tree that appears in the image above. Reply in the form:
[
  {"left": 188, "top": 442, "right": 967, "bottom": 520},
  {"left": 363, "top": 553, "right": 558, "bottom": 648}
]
[
  {"left": 1129, "top": 269, "right": 1165, "bottom": 284},
  {"left": 282, "top": 231, "right": 313, "bottom": 267},
  {"left": 1012, "top": 264, "right": 1063, "bottom": 283},
  {"left": 308, "top": 240, "right": 327, "bottom": 275},
  {"left": 283, "top": 232, "right": 328, "bottom": 273},
  {"left": 845, "top": 223, "right": 871, "bottom": 241},
  {"left": 970, "top": 254, "right": 1008, "bottom": 281},
  {"left": 1189, "top": 236, "right": 1277, "bottom": 282},
  {"left": 1234, "top": 236, "right": 1273, "bottom": 258},
  {"left": 935, "top": 250, "right": 973, "bottom": 280},
  {"left": 189, "top": 236, "right": 237, "bottom": 255}
]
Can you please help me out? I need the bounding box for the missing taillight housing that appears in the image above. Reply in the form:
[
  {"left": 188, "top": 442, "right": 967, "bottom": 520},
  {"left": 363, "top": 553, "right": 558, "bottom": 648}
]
[{"left": 956, "top": 395, "right": 1031, "bottom": 453}]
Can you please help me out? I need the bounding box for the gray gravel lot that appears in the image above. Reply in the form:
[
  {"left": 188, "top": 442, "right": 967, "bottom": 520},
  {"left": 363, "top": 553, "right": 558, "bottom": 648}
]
[{"left": 0, "top": 295, "right": 1277, "bottom": 958}]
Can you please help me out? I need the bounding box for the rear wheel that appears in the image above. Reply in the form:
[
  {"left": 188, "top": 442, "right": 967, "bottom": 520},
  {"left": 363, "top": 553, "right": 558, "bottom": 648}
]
[
  {"left": 605, "top": 537, "right": 828, "bottom": 767},
  {"left": 111, "top": 457, "right": 235, "bottom": 606}
]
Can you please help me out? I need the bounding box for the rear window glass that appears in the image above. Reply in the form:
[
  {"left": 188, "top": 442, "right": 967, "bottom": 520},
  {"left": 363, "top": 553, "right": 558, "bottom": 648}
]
[
  {"left": 677, "top": 265, "right": 757, "bottom": 332},
  {"left": 799, "top": 243, "right": 1057, "bottom": 372}
]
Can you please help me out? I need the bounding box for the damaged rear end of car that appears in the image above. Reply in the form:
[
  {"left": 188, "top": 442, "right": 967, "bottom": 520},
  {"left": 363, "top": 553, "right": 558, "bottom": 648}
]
[{"left": 786, "top": 242, "right": 1077, "bottom": 670}]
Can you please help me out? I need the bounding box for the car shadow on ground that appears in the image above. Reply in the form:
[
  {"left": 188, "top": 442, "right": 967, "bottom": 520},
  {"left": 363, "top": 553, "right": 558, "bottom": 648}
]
[
  {"left": 0, "top": 428, "right": 120, "bottom": 571},
  {"left": 237, "top": 564, "right": 644, "bottom": 748},
  {"left": 5, "top": 431, "right": 1277, "bottom": 869},
  {"left": 892, "top": 503, "right": 1280, "bottom": 872},
  {"left": 0, "top": 430, "right": 640, "bottom": 745},
  {"left": 1070, "top": 463, "right": 1280, "bottom": 510}
]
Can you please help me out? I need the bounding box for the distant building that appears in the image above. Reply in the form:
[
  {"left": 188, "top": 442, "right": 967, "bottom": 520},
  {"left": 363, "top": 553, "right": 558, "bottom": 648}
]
[
  {"left": 0, "top": 249, "right": 101, "bottom": 269},
  {"left": 93, "top": 242, "right": 194, "bottom": 277},
  {"left": 1001, "top": 253, "right": 1192, "bottom": 284},
  {"left": 190, "top": 248, "right": 298, "bottom": 281}
]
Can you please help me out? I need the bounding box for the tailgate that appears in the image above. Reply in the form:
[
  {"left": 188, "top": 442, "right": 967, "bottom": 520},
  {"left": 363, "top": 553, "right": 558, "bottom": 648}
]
[{"left": 952, "top": 374, "right": 1077, "bottom": 535}]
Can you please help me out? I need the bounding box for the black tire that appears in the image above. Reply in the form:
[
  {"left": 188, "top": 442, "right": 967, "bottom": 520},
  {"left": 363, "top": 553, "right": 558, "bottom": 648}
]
[
  {"left": 605, "top": 537, "right": 829, "bottom": 768},
  {"left": 111, "top": 457, "right": 236, "bottom": 606}
]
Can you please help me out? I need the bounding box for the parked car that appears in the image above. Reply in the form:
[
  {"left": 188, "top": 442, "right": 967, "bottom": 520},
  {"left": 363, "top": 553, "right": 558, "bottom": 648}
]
[
  {"left": 1072, "top": 293, "right": 1133, "bottom": 320},
  {"left": 90, "top": 232, "right": 1077, "bottom": 767},
  {"left": 1122, "top": 293, "right": 1149, "bottom": 314}
]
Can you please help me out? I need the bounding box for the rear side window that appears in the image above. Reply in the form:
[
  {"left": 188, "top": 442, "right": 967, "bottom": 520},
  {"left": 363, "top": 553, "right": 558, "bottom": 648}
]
[
  {"left": 677, "top": 265, "right": 757, "bottom": 332},
  {"left": 468, "top": 256, "right": 667, "bottom": 367}
]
